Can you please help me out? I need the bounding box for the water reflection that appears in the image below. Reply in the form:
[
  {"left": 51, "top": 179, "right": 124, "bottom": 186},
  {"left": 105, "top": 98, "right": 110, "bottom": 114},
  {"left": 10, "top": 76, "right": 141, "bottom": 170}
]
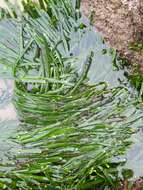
[
  {"left": 125, "top": 129, "right": 143, "bottom": 178},
  {"left": 0, "top": 79, "right": 18, "bottom": 163}
]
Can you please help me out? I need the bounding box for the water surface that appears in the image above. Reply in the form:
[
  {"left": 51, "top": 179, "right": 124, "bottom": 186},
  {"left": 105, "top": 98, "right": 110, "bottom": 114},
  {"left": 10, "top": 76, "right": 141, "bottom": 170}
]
[
  {"left": 0, "top": 18, "right": 143, "bottom": 179},
  {"left": 0, "top": 79, "right": 19, "bottom": 164}
]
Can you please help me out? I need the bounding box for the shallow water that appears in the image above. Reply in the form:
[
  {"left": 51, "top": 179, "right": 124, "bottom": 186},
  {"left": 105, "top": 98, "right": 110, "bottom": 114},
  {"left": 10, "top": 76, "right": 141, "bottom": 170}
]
[
  {"left": 0, "top": 61, "right": 142, "bottom": 179},
  {"left": 0, "top": 17, "right": 143, "bottom": 180},
  {"left": 74, "top": 24, "right": 143, "bottom": 179},
  {"left": 126, "top": 130, "right": 143, "bottom": 178},
  {"left": 0, "top": 79, "right": 19, "bottom": 164}
]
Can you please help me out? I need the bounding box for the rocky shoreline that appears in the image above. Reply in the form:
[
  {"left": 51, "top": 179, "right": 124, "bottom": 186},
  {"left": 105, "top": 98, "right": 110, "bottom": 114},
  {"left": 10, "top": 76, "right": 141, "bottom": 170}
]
[{"left": 82, "top": 0, "right": 143, "bottom": 71}]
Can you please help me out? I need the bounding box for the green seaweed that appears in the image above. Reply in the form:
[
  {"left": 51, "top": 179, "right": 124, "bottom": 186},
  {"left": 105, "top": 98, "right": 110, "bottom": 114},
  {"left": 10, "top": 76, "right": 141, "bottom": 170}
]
[{"left": 0, "top": 0, "right": 143, "bottom": 189}]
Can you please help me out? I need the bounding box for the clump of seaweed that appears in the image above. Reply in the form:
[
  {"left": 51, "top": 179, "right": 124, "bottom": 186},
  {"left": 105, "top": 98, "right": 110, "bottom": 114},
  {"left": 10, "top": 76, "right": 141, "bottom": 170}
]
[{"left": 0, "top": 0, "right": 143, "bottom": 189}]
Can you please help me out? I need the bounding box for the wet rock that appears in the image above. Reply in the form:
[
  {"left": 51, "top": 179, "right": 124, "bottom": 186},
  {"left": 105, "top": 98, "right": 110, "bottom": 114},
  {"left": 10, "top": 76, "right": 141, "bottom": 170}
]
[
  {"left": 119, "top": 178, "right": 143, "bottom": 190},
  {"left": 132, "top": 178, "right": 143, "bottom": 190},
  {"left": 82, "top": 0, "right": 143, "bottom": 68}
]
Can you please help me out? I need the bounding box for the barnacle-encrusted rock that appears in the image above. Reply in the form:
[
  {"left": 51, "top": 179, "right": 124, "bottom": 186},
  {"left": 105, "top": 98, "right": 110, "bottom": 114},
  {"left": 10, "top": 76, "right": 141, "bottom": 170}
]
[{"left": 82, "top": 0, "right": 143, "bottom": 70}]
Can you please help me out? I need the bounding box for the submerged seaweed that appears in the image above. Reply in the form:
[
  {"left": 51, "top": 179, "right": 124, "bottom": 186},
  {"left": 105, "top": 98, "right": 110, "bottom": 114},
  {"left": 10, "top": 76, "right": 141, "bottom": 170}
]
[{"left": 0, "top": 0, "right": 143, "bottom": 189}]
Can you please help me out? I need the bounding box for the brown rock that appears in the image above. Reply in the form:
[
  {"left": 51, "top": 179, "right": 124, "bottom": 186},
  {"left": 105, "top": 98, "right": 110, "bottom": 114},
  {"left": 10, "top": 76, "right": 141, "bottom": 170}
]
[{"left": 82, "top": 0, "right": 143, "bottom": 67}]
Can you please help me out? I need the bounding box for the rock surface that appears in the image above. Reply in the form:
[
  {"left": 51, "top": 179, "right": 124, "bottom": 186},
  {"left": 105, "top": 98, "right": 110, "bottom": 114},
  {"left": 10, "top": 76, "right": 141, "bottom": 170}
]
[{"left": 82, "top": 0, "right": 143, "bottom": 68}]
